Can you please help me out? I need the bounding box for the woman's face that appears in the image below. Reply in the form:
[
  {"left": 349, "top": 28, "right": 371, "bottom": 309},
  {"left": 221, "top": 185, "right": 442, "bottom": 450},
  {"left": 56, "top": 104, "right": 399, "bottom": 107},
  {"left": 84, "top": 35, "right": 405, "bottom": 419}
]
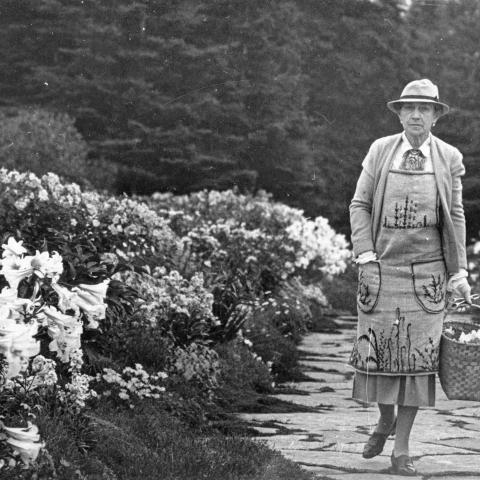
[{"left": 398, "top": 102, "right": 439, "bottom": 141}]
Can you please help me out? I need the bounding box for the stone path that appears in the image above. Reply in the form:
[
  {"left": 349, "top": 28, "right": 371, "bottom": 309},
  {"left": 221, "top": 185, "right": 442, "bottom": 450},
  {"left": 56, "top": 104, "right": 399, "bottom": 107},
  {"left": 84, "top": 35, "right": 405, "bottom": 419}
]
[{"left": 240, "top": 317, "right": 480, "bottom": 479}]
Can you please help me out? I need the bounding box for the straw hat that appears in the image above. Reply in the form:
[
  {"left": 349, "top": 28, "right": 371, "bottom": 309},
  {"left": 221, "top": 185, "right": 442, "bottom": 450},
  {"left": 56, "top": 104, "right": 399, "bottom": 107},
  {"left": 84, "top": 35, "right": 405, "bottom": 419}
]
[{"left": 387, "top": 79, "right": 449, "bottom": 116}]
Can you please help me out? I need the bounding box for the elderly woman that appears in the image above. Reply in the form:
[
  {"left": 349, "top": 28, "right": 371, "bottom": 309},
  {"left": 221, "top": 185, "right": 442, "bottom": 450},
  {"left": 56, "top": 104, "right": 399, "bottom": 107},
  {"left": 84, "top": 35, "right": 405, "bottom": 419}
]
[{"left": 348, "top": 79, "right": 471, "bottom": 476}]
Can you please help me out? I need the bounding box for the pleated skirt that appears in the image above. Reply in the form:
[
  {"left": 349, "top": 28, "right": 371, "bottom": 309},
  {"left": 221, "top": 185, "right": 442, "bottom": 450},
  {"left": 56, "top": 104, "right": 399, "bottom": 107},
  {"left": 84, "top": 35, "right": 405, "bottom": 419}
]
[{"left": 352, "top": 371, "right": 435, "bottom": 407}]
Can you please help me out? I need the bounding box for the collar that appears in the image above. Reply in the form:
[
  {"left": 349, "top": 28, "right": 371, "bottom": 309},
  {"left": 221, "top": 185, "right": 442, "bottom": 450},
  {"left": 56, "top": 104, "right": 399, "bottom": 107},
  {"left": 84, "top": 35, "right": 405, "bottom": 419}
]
[{"left": 401, "top": 132, "right": 431, "bottom": 157}]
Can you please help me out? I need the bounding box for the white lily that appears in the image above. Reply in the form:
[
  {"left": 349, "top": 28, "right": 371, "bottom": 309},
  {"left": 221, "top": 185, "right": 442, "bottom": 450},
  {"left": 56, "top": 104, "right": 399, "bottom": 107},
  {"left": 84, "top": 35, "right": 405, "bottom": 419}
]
[
  {"left": 0, "top": 287, "right": 17, "bottom": 305},
  {"left": 11, "top": 322, "right": 40, "bottom": 358},
  {"left": 0, "top": 306, "right": 18, "bottom": 335},
  {"left": 3, "top": 422, "right": 40, "bottom": 442},
  {"left": 44, "top": 306, "right": 83, "bottom": 362},
  {"left": 1, "top": 238, "right": 27, "bottom": 258},
  {"left": 70, "top": 280, "right": 110, "bottom": 326},
  {"left": 52, "top": 284, "right": 79, "bottom": 314},
  {"left": 0, "top": 287, "right": 34, "bottom": 315},
  {"left": 0, "top": 318, "right": 40, "bottom": 378},
  {"left": 0, "top": 254, "right": 34, "bottom": 290},
  {"left": 31, "top": 250, "right": 63, "bottom": 280},
  {"left": 3, "top": 422, "right": 44, "bottom": 465},
  {"left": 43, "top": 305, "right": 81, "bottom": 328},
  {"left": 71, "top": 280, "right": 110, "bottom": 302}
]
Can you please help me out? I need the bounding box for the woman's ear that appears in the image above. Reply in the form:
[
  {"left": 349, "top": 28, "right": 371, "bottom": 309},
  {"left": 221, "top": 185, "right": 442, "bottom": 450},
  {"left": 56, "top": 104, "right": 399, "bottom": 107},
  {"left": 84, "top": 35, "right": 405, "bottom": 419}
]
[{"left": 433, "top": 108, "right": 442, "bottom": 126}]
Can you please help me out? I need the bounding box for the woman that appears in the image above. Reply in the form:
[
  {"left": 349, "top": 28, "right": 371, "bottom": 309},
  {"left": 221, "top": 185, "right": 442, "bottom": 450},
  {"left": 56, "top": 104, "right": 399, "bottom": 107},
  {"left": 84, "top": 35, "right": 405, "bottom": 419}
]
[{"left": 348, "top": 79, "right": 471, "bottom": 476}]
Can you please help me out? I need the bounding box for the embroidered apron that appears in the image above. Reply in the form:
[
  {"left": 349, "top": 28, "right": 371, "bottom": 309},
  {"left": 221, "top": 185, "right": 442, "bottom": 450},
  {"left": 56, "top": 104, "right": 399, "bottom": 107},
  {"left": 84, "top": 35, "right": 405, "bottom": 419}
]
[{"left": 349, "top": 167, "right": 447, "bottom": 375}]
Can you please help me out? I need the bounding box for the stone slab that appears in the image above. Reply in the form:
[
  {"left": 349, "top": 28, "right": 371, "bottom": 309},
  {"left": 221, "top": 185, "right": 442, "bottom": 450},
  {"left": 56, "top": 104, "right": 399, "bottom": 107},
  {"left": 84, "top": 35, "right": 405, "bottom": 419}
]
[
  {"left": 280, "top": 449, "right": 390, "bottom": 471},
  {"left": 273, "top": 393, "right": 336, "bottom": 408},
  {"left": 317, "top": 430, "right": 369, "bottom": 445},
  {"left": 301, "top": 371, "right": 350, "bottom": 383},
  {"left": 296, "top": 382, "right": 351, "bottom": 393},
  {"left": 254, "top": 434, "right": 325, "bottom": 451},
  {"left": 299, "top": 360, "right": 349, "bottom": 372},
  {"left": 321, "top": 473, "right": 418, "bottom": 480},
  {"left": 435, "top": 477, "right": 480, "bottom": 480},
  {"left": 448, "top": 406, "right": 480, "bottom": 417},
  {"left": 300, "top": 464, "right": 349, "bottom": 475},
  {"left": 415, "top": 454, "right": 480, "bottom": 474},
  {"left": 435, "top": 437, "right": 480, "bottom": 452},
  {"left": 251, "top": 426, "right": 278, "bottom": 435}
]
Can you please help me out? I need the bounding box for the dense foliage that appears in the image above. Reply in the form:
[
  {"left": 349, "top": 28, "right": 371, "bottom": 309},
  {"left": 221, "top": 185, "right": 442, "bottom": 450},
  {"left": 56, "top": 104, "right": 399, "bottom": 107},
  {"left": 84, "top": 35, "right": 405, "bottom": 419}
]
[{"left": 1, "top": 0, "right": 480, "bottom": 238}]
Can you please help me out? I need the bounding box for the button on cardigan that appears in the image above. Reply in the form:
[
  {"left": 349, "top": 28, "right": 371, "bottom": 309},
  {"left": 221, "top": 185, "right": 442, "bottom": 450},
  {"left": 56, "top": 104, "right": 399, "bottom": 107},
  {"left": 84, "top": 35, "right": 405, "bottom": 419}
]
[{"left": 350, "top": 133, "right": 467, "bottom": 275}]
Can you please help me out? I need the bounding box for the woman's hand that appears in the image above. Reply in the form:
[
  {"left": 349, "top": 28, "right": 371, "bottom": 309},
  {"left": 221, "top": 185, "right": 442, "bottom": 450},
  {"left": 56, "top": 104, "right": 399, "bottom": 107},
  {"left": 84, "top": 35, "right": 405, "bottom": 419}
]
[
  {"left": 448, "top": 270, "right": 472, "bottom": 304},
  {"left": 354, "top": 251, "right": 378, "bottom": 265}
]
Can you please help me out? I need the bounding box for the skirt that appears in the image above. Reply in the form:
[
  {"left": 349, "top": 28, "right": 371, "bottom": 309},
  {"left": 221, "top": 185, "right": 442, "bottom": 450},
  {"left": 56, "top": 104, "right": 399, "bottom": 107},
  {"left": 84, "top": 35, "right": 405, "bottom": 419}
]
[{"left": 352, "top": 371, "right": 435, "bottom": 407}]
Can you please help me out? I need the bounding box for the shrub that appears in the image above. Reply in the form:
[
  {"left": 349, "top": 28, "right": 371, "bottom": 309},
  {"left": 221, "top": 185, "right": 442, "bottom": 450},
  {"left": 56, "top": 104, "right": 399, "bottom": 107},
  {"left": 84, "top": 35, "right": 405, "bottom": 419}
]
[
  {"left": 321, "top": 259, "right": 358, "bottom": 314},
  {"left": 215, "top": 339, "right": 274, "bottom": 411},
  {"left": 243, "top": 311, "right": 302, "bottom": 383},
  {"left": 0, "top": 108, "right": 89, "bottom": 186}
]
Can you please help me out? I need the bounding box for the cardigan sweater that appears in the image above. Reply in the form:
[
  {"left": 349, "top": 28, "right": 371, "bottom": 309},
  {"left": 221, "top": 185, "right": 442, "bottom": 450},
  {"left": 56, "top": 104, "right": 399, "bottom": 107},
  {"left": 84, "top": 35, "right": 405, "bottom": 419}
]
[{"left": 350, "top": 132, "right": 467, "bottom": 274}]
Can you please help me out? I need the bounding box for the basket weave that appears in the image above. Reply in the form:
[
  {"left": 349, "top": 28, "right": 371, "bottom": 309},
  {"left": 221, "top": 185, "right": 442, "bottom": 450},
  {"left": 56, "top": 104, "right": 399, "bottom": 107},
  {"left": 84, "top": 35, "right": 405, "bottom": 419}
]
[{"left": 439, "top": 320, "right": 480, "bottom": 401}]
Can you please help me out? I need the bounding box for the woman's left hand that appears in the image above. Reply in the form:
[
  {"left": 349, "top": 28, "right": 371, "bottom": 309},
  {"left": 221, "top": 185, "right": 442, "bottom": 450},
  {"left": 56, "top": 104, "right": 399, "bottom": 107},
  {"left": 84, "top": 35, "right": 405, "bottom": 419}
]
[{"left": 448, "top": 276, "right": 472, "bottom": 304}]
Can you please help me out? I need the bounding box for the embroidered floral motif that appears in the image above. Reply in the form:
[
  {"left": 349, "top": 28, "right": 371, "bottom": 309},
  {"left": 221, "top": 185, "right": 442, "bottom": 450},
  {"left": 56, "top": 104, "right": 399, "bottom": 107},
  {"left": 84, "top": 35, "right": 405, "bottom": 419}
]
[
  {"left": 383, "top": 195, "right": 432, "bottom": 229},
  {"left": 422, "top": 273, "right": 445, "bottom": 305},
  {"left": 349, "top": 307, "right": 439, "bottom": 374},
  {"left": 357, "top": 270, "right": 371, "bottom": 307}
]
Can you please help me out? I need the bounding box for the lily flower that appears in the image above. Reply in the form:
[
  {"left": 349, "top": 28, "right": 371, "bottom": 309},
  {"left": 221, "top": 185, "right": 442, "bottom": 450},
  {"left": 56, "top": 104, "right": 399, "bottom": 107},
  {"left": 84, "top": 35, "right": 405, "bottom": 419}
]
[
  {"left": 30, "top": 251, "right": 63, "bottom": 281},
  {"left": 0, "top": 321, "right": 40, "bottom": 378},
  {"left": 52, "top": 284, "right": 79, "bottom": 314},
  {"left": 3, "top": 422, "right": 44, "bottom": 465},
  {"left": 0, "top": 287, "right": 34, "bottom": 316},
  {"left": 44, "top": 306, "right": 83, "bottom": 362},
  {"left": 70, "top": 280, "right": 110, "bottom": 328},
  {"left": 1, "top": 238, "right": 27, "bottom": 258},
  {"left": 71, "top": 280, "right": 110, "bottom": 310},
  {"left": 0, "top": 255, "right": 34, "bottom": 290}
]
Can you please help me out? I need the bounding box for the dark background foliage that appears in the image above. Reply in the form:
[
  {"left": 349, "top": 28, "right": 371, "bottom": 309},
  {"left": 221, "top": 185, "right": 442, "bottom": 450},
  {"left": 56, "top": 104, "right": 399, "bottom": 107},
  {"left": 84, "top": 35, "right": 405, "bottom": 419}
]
[{"left": 1, "top": 0, "right": 480, "bottom": 238}]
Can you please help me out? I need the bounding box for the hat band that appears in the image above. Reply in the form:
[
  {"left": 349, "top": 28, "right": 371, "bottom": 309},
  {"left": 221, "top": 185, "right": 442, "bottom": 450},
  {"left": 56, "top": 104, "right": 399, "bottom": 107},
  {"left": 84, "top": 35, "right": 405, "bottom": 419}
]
[{"left": 398, "top": 94, "right": 440, "bottom": 102}]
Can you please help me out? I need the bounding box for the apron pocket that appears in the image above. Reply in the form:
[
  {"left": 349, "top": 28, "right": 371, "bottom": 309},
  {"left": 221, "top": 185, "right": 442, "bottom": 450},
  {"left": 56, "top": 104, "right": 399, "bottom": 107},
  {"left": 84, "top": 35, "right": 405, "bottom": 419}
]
[
  {"left": 411, "top": 258, "right": 447, "bottom": 313},
  {"left": 357, "top": 261, "right": 381, "bottom": 313}
]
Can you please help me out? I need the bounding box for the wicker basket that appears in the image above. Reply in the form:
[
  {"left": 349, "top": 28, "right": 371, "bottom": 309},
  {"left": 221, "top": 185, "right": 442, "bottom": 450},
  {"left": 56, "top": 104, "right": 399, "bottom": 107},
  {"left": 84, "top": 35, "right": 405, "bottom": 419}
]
[{"left": 439, "top": 320, "right": 480, "bottom": 401}]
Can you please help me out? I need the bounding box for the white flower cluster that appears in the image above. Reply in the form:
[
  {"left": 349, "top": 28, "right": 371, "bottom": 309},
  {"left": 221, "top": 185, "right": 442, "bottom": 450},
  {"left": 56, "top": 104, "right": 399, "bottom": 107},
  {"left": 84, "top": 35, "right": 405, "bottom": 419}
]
[
  {"left": 117, "top": 269, "right": 217, "bottom": 328},
  {"left": 0, "top": 168, "right": 179, "bottom": 260},
  {"left": 445, "top": 325, "right": 480, "bottom": 344},
  {"left": 459, "top": 328, "right": 480, "bottom": 344},
  {"left": 0, "top": 169, "right": 83, "bottom": 210},
  {"left": 97, "top": 364, "right": 167, "bottom": 407},
  {"left": 286, "top": 216, "right": 351, "bottom": 275},
  {"left": 150, "top": 188, "right": 352, "bottom": 278}
]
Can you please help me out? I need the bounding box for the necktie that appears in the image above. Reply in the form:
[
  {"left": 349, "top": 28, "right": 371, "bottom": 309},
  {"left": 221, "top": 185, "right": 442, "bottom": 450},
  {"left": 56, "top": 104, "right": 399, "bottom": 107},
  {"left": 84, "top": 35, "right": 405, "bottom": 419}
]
[{"left": 401, "top": 149, "right": 425, "bottom": 171}]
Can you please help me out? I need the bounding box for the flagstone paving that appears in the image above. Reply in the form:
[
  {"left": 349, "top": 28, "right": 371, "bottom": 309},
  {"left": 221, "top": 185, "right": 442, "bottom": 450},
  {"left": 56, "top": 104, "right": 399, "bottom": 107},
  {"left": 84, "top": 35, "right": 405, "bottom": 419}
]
[{"left": 239, "top": 316, "right": 480, "bottom": 479}]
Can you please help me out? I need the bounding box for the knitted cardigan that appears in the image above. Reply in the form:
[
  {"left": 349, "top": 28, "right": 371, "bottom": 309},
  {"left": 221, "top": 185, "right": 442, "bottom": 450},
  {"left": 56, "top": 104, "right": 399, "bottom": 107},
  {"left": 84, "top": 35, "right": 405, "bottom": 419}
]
[{"left": 350, "top": 133, "right": 467, "bottom": 274}]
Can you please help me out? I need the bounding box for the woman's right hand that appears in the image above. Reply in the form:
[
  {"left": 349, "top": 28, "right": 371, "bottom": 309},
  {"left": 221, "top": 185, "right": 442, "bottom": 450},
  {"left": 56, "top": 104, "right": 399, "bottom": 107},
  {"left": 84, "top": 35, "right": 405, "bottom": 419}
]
[{"left": 355, "top": 251, "right": 378, "bottom": 265}]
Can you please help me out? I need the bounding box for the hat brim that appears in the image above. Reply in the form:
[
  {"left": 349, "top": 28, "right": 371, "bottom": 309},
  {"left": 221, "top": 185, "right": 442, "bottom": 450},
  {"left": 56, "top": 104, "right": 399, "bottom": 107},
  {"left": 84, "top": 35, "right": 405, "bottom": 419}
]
[{"left": 387, "top": 98, "right": 450, "bottom": 116}]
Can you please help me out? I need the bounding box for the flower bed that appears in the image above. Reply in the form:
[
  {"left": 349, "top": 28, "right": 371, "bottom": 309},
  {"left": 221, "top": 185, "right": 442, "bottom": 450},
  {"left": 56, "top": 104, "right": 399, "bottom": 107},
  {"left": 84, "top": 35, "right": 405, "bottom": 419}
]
[{"left": 0, "top": 169, "right": 350, "bottom": 477}]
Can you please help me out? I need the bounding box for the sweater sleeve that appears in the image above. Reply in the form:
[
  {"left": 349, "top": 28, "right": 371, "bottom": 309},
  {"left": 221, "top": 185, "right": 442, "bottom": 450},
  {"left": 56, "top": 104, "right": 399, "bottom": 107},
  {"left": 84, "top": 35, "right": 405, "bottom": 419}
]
[
  {"left": 450, "top": 149, "right": 468, "bottom": 271},
  {"left": 349, "top": 143, "right": 377, "bottom": 257}
]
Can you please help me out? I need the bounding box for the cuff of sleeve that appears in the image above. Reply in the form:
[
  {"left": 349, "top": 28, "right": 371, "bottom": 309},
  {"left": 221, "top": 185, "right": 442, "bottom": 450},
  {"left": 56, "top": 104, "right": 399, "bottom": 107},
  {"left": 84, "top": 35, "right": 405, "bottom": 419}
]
[
  {"left": 449, "top": 268, "right": 468, "bottom": 281},
  {"left": 354, "top": 241, "right": 375, "bottom": 258}
]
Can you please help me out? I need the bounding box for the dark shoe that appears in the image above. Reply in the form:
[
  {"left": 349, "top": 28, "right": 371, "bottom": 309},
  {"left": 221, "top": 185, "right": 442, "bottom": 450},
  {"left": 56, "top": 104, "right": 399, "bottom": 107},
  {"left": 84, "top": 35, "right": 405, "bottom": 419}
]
[
  {"left": 390, "top": 452, "right": 417, "bottom": 476},
  {"left": 362, "top": 419, "right": 396, "bottom": 459}
]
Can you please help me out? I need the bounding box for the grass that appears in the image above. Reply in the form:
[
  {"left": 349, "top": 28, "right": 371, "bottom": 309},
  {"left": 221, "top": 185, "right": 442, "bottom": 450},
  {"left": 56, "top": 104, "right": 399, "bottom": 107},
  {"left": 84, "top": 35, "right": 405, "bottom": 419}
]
[{"left": 36, "top": 402, "right": 317, "bottom": 480}]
